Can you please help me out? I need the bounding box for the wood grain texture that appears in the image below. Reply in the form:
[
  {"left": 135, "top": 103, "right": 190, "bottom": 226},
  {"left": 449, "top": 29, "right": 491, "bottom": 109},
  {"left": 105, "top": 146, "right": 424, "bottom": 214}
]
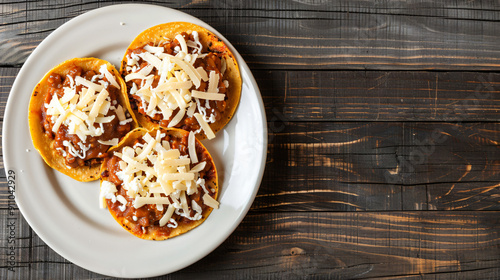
[
  {"left": 1, "top": 0, "right": 500, "bottom": 70},
  {"left": 259, "top": 71, "right": 500, "bottom": 121},
  {"left": 260, "top": 121, "right": 500, "bottom": 211},
  {"left": 0, "top": 1, "right": 499, "bottom": 279},
  {"left": 1, "top": 210, "right": 500, "bottom": 279}
]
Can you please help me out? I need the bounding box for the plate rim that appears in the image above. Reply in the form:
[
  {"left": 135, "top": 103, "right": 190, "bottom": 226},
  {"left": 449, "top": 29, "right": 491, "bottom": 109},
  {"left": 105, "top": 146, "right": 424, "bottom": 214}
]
[{"left": 3, "top": 3, "right": 267, "bottom": 277}]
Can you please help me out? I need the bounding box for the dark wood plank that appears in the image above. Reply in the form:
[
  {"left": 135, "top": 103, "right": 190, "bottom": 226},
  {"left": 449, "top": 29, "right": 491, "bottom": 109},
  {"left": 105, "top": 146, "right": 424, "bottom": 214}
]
[
  {"left": 259, "top": 121, "right": 500, "bottom": 211},
  {"left": 259, "top": 70, "right": 500, "bottom": 122},
  {"left": 206, "top": 211, "right": 500, "bottom": 279},
  {"left": 402, "top": 185, "right": 429, "bottom": 211},
  {"left": 0, "top": 68, "right": 17, "bottom": 208},
  {"left": 2, "top": 210, "right": 500, "bottom": 279},
  {"left": 0, "top": 68, "right": 16, "bottom": 122},
  {"left": 1, "top": 0, "right": 500, "bottom": 70}
]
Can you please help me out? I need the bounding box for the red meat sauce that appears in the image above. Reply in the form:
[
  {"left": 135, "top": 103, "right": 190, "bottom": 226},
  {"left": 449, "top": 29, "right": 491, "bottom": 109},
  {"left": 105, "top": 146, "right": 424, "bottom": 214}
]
[
  {"left": 41, "top": 66, "right": 132, "bottom": 168},
  {"left": 124, "top": 32, "right": 228, "bottom": 131},
  {"left": 101, "top": 132, "right": 216, "bottom": 237}
]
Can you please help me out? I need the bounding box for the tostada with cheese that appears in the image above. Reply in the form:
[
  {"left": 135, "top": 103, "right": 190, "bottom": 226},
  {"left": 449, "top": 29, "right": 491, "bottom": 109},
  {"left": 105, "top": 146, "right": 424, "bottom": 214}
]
[
  {"left": 99, "top": 127, "right": 218, "bottom": 240},
  {"left": 28, "top": 58, "right": 137, "bottom": 182},
  {"left": 120, "top": 22, "right": 241, "bottom": 140}
]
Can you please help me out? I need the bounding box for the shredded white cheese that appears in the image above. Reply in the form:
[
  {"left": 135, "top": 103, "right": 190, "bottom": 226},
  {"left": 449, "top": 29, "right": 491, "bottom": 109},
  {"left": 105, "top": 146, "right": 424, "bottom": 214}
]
[
  {"left": 168, "top": 108, "right": 185, "bottom": 127},
  {"left": 124, "top": 33, "right": 230, "bottom": 139},
  {"left": 98, "top": 138, "right": 119, "bottom": 146},
  {"left": 191, "top": 90, "right": 225, "bottom": 101},
  {"left": 101, "top": 130, "right": 218, "bottom": 229},
  {"left": 203, "top": 193, "right": 219, "bottom": 209},
  {"left": 99, "top": 64, "right": 121, "bottom": 89},
  {"left": 194, "top": 113, "right": 215, "bottom": 139},
  {"left": 99, "top": 180, "right": 118, "bottom": 209},
  {"left": 188, "top": 131, "right": 198, "bottom": 164}
]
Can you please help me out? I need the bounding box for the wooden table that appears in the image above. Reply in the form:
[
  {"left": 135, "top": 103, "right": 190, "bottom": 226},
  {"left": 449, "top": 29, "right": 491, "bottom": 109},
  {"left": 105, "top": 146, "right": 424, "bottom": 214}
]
[{"left": 1, "top": 1, "right": 499, "bottom": 279}]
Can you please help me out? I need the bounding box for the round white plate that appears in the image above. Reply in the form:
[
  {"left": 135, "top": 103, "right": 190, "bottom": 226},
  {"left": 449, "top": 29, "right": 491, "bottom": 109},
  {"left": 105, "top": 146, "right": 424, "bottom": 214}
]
[{"left": 3, "top": 4, "right": 267, "bottom": 278}]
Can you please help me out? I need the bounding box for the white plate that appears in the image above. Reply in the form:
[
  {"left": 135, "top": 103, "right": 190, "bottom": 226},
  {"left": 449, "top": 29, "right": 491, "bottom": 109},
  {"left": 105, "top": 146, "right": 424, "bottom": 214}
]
[{"left": 2, "top": 4, "right": 267, "bottom": 278}]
